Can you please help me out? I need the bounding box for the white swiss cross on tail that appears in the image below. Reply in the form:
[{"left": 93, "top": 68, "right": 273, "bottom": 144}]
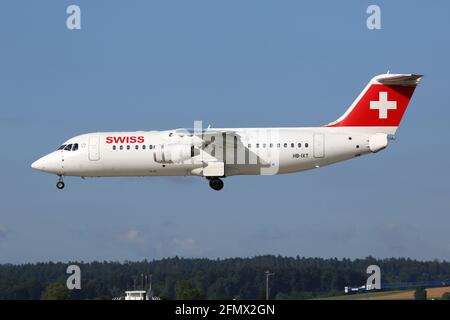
[
  {"left": 326, "top": 74, "right": 422, "bottom": 135},
  {"left": 370, "top": 91, "right": 397, "bottom": 119}
]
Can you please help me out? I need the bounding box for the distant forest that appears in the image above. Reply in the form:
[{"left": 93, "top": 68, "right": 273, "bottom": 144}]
[{"left": 1, "top": 256, "right": 450, "bottom": 300}]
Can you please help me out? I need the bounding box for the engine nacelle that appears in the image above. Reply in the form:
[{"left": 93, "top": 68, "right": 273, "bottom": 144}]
[
  {"left": 154, "top": 144, "right": 198, "bottom": 163},
  {"left": 369, "top": 133, "right": 389, "bottom": 153}
]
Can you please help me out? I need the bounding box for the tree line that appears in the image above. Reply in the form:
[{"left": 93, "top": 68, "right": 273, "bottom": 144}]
[{"left": 0, "top": 256, "right": 450, "bottom": 299}]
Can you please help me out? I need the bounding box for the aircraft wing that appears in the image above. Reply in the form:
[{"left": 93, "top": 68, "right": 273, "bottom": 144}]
[{"left": 174, "top": 128, "right": 240, "bottom": 147}]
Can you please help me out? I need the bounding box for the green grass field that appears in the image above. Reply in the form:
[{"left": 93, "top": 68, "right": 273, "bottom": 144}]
[
  {"left": 316, "top": 286, "right": 450, "bottom": 300},
  {"left": 316, "top": 290, "right": 404, "bottom": 300}
]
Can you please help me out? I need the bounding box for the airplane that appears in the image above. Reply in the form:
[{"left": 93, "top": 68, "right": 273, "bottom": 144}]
[{"left": 31, "top": 73, "right": 422, "bottom": 191}]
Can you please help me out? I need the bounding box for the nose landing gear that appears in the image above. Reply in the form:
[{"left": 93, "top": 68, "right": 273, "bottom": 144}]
[
  {"left": 208, "top": 177, "right": 224, "bottom": 191},
  {"left": 56, "top": 175, "right": 65, "bottom": 190}
]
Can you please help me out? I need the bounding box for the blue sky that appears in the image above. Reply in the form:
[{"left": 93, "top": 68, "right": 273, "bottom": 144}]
[{"left": 0, "top": 1, "right": 449, "bottom": 263}]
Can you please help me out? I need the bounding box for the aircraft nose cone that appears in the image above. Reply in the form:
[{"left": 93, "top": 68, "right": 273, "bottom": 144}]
[
  {"left": 31, "top": 158, "right": 46, "bottom": 171},
  {"left": 31, "top": 153, "right": 62, "bottom": 174}
]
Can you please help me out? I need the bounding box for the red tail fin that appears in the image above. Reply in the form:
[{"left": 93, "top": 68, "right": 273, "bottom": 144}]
[{"left": 327, "top": 74, "right": 422, "bottom": 134}]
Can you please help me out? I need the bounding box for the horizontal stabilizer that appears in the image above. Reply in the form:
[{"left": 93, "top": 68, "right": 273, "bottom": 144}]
[{"left": 375, "top": 74, "right": 423, "bottom": 86}]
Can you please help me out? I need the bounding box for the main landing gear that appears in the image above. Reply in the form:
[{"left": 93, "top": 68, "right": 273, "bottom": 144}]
[
  {"left": 208, "top": 177, "right": 224, "bottom": 191},
  {"left": 56, "top": 175, "right": 65, "bottom": 190}
]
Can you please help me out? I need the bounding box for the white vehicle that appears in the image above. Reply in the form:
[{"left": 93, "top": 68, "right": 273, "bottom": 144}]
[{"left": 32, "top": 73, "right": 422, "bottom": 191}]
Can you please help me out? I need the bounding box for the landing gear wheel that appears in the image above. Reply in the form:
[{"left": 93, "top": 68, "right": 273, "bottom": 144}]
[
  {"left": 209, "top": 178, "right": 224, "bottom": 191},
  {"left": 56, "top": 181, "right": 65, "bottom": 190}
]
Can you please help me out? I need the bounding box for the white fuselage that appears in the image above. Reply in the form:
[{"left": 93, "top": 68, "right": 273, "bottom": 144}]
[
  {"left": 31, "top": 73, "right": 421, "bottom": 190},
  {"left": 32, "top": 127, "right": 385, "bottom": 178}
]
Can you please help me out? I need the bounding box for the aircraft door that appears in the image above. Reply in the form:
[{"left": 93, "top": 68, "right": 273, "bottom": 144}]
[
  {"left": 88, "top": 136, "right": 100, "bottom": 161},
  {"left": 313, "top": 134, "right": 324, "bottom": 158}
]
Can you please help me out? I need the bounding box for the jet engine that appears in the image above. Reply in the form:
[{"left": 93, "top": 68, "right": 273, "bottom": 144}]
[{"left": 154, "top": 144, "right": 199, "bottom": 163}]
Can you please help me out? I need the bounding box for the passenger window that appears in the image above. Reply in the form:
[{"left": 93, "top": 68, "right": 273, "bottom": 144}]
[
  {"left": 135, "top": 145, "right": 139, "bottom": 150},
  {"left": 127, "top": 145, "right": 130, "bottom": 150},
  {"left": 113, "top": 145, "right": 116, "bottom": 150},
  {"left": 305, "top": 143, "right": 309, "bottom": 148},
  {"left": 120, "top": 145, "right": 123, "bottom": 150},
  {"left": 57, "top": 145, "right": 66, "bottom": 150},
  {"left": 270, "top": 143, "right": 273, "bottom": 148},
  {"left": 256, "top": 144, "right": 259, "bottom": 148},
  {"left": 142, "top": 145, "right": 146, "bottom": 150},
  {"left": 284, "top": 143, "right": 288, "bottom": 148},
  {"left": 64, "top": 144, "right": 73, "bottom": 151},
  {"left": 248, "top": 144, "right": 251, "bottom": 148},
  {"left": 298, "top": 143, "right": 301, "bottom": 148},
  {"left": 291, "top": 143, "right": 294, "bottom": 148},
  {"left": 149, "top": 145, "right": 153, "bottom": 149},
  {"left": 263, "top": 143, "right": 266, "bottom": 148},
  {"left": 277, "top": 143, "right": 281, "bottom": 148},
  {"left": 72, "top": 143, "right": 79, "bottom": 151}
]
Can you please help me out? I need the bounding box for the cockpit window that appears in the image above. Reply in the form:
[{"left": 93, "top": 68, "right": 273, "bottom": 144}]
[{"left": 58, "top": 143, "right": 79, "bottom": 151}]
